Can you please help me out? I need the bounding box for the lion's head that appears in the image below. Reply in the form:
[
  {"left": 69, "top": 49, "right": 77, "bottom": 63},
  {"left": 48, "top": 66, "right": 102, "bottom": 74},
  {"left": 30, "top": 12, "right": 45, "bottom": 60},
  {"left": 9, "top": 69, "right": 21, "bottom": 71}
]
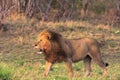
[{"left": 35, "top": 29, "right": 62, "bottom": 54}]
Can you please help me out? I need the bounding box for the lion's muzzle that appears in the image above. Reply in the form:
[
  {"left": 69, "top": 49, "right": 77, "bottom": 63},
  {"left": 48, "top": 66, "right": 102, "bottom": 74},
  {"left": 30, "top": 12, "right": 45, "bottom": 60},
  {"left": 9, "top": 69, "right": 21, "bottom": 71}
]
[
  {"left": 39, "top": 49, "right": 45, "bottom": 54},
  {"left": 34, "top": 43, "right": 45, "bottom": 54}
]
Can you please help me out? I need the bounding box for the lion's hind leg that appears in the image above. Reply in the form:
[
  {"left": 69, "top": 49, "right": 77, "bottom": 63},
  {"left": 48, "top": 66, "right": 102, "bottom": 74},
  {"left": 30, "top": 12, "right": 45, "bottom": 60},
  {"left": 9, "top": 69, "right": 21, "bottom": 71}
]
[
  {"left": 83, "top": 55, "right": 92, "bottom": 77},
  {"left": 88, "top": 48, "right": 108, "bottom": 77}
]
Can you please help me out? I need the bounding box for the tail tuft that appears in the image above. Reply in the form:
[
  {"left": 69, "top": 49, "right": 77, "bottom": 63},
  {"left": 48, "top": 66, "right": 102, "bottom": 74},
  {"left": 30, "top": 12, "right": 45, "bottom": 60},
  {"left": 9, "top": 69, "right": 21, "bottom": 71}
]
[{"left": 105, "top": 63, "right": 109, "bottom": 67}]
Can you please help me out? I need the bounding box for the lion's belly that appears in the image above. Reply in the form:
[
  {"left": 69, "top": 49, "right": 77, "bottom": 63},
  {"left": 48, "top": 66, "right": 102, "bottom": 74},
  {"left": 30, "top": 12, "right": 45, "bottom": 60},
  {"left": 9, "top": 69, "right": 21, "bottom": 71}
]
[{"left": 72, "top": 49, "right": 88, "bottom": 62}]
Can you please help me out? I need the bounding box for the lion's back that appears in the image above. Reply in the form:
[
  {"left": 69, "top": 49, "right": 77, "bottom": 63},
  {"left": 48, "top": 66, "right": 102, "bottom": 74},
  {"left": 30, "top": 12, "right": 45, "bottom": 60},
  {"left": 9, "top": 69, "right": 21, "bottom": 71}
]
[{"left": 69, "top": 38, "right": 100, "bottom": 62}]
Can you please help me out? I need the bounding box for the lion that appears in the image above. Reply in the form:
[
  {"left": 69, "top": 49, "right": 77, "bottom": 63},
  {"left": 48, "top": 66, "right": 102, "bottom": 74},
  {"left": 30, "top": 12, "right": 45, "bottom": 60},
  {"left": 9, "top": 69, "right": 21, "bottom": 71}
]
[{"left": 35, "top": 29, "right": 108, "bottom": 77}]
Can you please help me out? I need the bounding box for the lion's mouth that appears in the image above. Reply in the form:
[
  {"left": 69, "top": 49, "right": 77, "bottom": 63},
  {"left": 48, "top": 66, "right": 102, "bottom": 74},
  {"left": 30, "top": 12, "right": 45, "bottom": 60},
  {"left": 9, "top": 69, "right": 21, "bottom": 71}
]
[
  {"left": 37, "top": 49, "right": 45, "bottom": 54},
  {"left": 35, "top": 45, "right": 45, "bottom": 54},
  {"left": 37, "top": 51, "right": 43, "bottom": 54}
]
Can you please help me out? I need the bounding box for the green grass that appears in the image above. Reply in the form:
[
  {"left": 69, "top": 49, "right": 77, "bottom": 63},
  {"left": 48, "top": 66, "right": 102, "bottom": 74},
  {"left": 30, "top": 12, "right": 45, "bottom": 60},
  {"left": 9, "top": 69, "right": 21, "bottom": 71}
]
[
  {"left": 0, "top": 19, "right": 120, "bottom": 80},
  {"left": 0, "top": 63, "right": 14, "bottom": 80}
]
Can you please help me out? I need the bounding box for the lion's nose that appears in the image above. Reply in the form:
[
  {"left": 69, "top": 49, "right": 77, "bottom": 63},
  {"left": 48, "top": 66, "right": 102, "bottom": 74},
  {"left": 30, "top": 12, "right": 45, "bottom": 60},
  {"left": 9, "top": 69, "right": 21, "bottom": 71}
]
[{"left": 35, "top": 44, "right": 37, "bottom": 47}]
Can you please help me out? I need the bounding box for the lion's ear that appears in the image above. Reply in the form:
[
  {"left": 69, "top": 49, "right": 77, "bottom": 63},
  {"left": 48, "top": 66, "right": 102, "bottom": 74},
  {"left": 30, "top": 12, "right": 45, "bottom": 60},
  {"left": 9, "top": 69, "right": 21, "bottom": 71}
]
[{"left": 46, "top": 33, "right": 52, "bottom": 40}]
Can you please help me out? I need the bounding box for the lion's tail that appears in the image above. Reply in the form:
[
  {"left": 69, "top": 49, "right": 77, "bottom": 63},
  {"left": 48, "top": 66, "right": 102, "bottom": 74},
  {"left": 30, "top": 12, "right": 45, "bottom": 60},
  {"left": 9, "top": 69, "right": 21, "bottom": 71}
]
[{"left": 105, "top": 62, "right": 109, "bottom": 67}]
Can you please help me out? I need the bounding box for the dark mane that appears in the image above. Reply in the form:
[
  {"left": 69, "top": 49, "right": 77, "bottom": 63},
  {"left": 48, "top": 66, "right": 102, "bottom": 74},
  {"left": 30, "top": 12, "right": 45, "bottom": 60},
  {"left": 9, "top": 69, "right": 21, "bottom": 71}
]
[
  {"left": 47, "top": 29, "right": 62, "bottom": 41},
  {"left": 44, "top": 30, "right": 67, "bottom": 63}
]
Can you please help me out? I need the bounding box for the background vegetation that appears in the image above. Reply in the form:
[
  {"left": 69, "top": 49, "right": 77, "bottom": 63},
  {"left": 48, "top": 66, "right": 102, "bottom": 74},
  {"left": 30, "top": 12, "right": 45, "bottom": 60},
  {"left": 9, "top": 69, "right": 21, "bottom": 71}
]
[
  {"left": 0, "top": 0, "right": 120, "bottom": 80},
  {"left": 0, "top": 0, "right": 120, "bottom": 23}
]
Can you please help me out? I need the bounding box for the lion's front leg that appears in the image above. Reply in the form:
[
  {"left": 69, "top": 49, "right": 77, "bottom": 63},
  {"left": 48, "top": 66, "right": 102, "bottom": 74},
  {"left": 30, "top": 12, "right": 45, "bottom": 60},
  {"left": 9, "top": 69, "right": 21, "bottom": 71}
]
[
  {"left": 43, "top": 61, "right": 52, "bottom": 77},
  {"left": 66, "top": 58, "right": 73, "bottom": 77}
]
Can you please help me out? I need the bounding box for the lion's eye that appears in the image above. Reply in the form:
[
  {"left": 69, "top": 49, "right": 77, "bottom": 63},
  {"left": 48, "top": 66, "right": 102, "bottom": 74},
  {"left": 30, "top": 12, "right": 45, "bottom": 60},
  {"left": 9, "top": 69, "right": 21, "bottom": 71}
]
[{"left": 40, "top": 40, "right": 42, "bottom": 42}]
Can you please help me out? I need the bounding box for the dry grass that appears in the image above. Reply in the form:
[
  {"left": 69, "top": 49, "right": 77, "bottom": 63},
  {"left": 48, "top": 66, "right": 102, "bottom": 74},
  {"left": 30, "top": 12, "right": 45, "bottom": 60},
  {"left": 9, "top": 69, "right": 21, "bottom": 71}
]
[{"left": 0, "top": 15, "right": 120, "bottom": 80}]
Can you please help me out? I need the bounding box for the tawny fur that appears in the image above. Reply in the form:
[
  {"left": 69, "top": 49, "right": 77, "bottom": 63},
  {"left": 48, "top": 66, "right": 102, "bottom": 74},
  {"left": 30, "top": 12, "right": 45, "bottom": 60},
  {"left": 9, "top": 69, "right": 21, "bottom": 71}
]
[{"left": 35, "top": 29, "right": 108, "bottom": 77}]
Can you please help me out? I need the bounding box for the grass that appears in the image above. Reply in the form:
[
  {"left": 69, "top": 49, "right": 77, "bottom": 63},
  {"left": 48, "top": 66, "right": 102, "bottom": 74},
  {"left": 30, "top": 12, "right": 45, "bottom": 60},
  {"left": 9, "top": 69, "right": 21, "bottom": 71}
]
[
  {"left": 0, "top": 63, "right": 14, "bottom": 80},
  {"left": 0, "top": 15, "right": 120, "bottom": 80}
]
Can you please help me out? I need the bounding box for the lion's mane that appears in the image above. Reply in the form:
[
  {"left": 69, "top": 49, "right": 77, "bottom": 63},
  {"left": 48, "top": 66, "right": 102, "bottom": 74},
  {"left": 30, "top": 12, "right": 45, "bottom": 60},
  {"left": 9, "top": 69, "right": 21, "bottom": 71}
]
[{"left": 39, "top": 30, "right": 69, "bottom": 63}]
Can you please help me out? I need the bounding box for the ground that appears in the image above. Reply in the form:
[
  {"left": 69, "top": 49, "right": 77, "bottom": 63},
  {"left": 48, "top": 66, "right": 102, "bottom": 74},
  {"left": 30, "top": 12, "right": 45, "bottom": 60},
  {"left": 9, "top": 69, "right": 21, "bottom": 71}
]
[{"left": 0, "top": 16, "right": 120, "bottom": 80}]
